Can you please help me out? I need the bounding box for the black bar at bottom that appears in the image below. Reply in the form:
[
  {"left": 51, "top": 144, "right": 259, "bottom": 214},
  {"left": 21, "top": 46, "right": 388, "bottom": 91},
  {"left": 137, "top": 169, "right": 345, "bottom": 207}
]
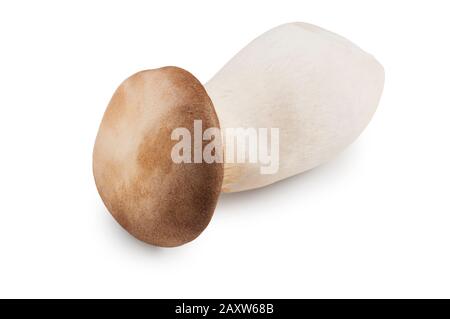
[{"left": 1, "top": 299, "right": 449, "bottom": 317}]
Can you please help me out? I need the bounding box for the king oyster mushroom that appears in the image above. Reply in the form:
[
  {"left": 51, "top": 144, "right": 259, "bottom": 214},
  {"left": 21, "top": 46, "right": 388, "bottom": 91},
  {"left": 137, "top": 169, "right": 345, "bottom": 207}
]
[{"left": 93, "top": 22, "right": 384, "bottom": 247}]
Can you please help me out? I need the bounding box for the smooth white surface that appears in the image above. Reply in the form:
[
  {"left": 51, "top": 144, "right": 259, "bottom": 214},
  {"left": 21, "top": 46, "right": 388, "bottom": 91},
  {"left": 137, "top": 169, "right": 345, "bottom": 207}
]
[
  {"left": 206, "top": 22, "right": 384, "bottom": 192},
  {"left": 0, "top": 0, "right": 449, "bottom": 298}
]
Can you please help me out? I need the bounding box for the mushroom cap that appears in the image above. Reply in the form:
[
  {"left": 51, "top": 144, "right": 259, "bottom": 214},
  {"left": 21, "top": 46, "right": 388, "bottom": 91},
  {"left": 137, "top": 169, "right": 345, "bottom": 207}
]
[{"left": 93, "top": 67, "right": 223, "bottom": 247}]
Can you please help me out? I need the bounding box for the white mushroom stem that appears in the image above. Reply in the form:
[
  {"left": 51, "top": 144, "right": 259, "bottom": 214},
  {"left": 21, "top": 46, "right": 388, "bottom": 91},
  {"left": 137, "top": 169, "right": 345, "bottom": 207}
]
[{"left": 205, "top": 22, "right": 385, "bottom": 193}]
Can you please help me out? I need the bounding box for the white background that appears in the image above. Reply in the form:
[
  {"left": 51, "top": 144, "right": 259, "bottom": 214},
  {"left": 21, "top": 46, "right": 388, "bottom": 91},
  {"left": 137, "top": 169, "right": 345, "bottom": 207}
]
[{"left": 1, "top": 0, "right": 449, "bottom": 298}]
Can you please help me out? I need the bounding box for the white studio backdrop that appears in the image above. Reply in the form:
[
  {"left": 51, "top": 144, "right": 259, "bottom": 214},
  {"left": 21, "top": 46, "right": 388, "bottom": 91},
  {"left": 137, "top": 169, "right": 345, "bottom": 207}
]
[{"left": 0, "top": 0, "right": 449, "bottom": 298}]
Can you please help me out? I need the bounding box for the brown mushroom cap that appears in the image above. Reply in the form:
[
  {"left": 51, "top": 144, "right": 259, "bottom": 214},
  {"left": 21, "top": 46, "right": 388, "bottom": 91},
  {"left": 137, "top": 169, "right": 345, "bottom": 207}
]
[{"left": 93, "top": 67, "right": 223, "bottom": 247}]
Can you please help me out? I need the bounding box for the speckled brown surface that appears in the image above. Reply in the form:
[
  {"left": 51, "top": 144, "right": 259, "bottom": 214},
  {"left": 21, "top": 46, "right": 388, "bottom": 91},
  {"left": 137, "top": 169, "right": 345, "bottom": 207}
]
[{"left": 93, "top": 67, "right": 223, "bottom": 247}]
